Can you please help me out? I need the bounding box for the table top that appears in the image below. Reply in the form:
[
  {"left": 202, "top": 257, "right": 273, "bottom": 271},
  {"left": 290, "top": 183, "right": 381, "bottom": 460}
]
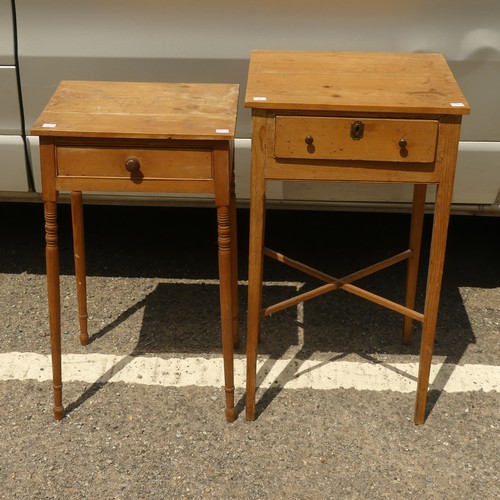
[
  {"left": 245, "top": 51, "right": 470, "bottom": 115},
  {"left": 32, "top": 81, "right": 239, "bottom": 140}
]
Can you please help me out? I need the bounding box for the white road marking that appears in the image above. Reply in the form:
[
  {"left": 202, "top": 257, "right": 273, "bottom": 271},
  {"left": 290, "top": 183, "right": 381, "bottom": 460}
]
[
  {"left": 3, "top": 276, "right": 497, "bottom": 394},
  {"left": 1, "top": 352, "right": 499, "bottom": 393}
]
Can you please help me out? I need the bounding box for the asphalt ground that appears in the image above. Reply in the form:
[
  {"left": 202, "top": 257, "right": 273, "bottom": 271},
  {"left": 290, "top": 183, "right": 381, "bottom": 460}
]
[{"left": 1, "top": 202, "right": 499, "bottom": 499}]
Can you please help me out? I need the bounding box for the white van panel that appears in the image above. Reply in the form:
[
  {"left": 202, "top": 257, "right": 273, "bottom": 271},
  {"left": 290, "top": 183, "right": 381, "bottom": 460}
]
[
  {"left": 453, "top": 142, "right": 500, "bottom": 204},
  {"left": 16, "top": 0, "right": 500, "bottom": 142},
  {"left": 26, "top": 136, "right": 40, "bottom": 192},
  {"left": 0, "top": 0, "right": 15, "bottom": 65},
  {"left": 0, "top": 66, "right": 23, "bottom": 134},
  {"left": 0, "top": 136, "right": 29, "bottom": 191},
  {"left": 14, "top": 0, "right": 500, "bottom": 212}
]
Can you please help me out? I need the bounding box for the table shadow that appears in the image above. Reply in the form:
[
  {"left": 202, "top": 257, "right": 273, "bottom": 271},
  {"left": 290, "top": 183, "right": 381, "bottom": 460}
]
[
  {"left": 65, "top": 281, "right": 236, "bottom": 417},
  {"left": 1, "top": 203, "right": 497, "bottom": 422},
  {"left": 242, "top": 209, "right": 498, "bottom": 423}
]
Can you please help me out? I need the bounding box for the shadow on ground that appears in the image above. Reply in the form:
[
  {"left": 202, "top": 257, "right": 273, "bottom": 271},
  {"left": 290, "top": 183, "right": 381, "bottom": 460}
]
[{"left": 1, "top": 202, "right": 498, "bottom": 420}]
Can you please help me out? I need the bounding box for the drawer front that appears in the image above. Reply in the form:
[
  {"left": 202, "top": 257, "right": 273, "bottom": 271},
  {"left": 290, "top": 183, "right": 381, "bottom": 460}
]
[
  {"left": 274, "top": 116, "right": 438, "bottom": 163},
  {"left": 56, "top": 147, "right": 213, "bottom": 179}
]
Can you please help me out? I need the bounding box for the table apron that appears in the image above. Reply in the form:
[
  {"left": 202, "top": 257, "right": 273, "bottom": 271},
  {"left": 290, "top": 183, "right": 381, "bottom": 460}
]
[
  {"left": 264, "top": 160, "right": 441, "bottom": 183},
  {"left": 55, "top": 177, "right": 215, "bottom": 194}
]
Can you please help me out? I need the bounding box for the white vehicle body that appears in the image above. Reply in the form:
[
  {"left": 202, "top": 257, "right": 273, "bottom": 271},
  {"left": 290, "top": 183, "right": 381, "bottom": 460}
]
[{"left": 1, "top": 0, "right": 499, "bottom": 213}]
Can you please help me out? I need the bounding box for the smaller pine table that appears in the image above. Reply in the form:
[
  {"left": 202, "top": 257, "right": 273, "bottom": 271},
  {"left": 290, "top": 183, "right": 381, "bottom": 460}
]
[{"left": 32, "top": 81, "right": 240, "bottom": 422}]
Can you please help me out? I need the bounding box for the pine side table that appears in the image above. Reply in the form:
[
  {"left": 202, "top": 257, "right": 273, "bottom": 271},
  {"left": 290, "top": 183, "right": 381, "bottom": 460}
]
[
  {"left": 244, "top": 51, "right": 469, "bottom": 424},
  {"left": 32, "top": 81, "right": 240, "bottom": 422}
]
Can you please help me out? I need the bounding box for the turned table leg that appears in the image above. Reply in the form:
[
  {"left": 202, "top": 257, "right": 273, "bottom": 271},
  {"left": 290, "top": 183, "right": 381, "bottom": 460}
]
[
  {"left": 44, "top": 200, "right": 64, "bottom": 420},
  {"left": 214, "top": 143, "right": 238, "bottom": 422},
  {"left": 71, "top": 191, "right": 89, "bottom": 346},
  {"left": 217, "top": 204, "right": 237, "bottom": 422}
]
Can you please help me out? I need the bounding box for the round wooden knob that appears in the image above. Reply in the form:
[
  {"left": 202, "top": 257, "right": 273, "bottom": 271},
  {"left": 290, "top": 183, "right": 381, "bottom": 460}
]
[
  {"left": 399, "top": 139, "right": 408, "bottom": 148},
  {"left": 305, "top": 135, "right": 314, "bottom": 145},
  {"left": 125, "top": 157, "right": 140, "bottom": 172}
]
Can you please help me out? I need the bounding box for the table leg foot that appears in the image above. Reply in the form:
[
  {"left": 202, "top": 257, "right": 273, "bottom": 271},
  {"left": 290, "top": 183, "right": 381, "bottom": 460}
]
[
  {"left": 225, "top": 408, "right": 236, "bottom": 423},
  {"left": 53, "top": 404, "right": 65, "bottom": 421},
  {"left": 414, "top": 385, "right": 428, "bottom": 424},
  {"left": 414, "top": 412, "right": 426, "bottom": 425},
  {"left": 246, "top": 406, "right": 256, "bottom": 421},
  {"left": 223, "top": 384, "right": 236, "bottom": 423}
]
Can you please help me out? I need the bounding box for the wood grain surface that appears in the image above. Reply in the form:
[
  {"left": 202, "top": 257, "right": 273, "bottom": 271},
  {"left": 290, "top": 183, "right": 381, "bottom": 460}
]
[
  {"left": 245, "top": 51, "right": 470, "bottom": 115},
  {"left": 32, "top": 81, "right": 239, "bottom": 139}
]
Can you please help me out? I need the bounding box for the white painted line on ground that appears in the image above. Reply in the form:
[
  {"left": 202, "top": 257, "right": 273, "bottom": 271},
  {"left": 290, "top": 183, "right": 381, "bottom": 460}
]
[{"left": 1, "top": 352, "right": 499, "bottom": 393}]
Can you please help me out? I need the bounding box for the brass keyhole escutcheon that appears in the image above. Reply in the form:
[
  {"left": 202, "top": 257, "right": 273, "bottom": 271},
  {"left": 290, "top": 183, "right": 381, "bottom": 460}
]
[
  {"left": 399, "top": 138, "right": 409, "bottom": 158},
  {"left": 350, "top": 121, "right": 364, "bottom": 140}
]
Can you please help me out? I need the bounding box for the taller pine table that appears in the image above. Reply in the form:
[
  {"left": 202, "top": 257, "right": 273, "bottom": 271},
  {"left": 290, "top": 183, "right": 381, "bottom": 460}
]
[
  {"left": 32, "top": 81, "right": 240, "bottom": 422},
  {"left": 244, "top": 51, "right": 469, "bottom": 424}
]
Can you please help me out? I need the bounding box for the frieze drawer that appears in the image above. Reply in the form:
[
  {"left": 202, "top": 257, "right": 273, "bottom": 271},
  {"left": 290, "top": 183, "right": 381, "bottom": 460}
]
[
  {"left": 56, "top": 147, "right": 213, "bottom": 179},
  {"left": 274, "top": 116, "right": 438, "bottom": 163}
]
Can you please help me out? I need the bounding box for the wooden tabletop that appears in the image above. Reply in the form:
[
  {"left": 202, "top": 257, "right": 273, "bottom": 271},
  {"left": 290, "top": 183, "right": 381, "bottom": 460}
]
[
  {"left": 245, "top": 51, "right": 470, "bottom": 115},
  {"left": 32, "top": 81, "right": 239, "bottom": 140}
]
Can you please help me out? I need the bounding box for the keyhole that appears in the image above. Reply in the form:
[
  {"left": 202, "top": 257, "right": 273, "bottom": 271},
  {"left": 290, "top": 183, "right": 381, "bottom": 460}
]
[{"left": 350, "top": 121, "right": 364, "bottom": 140}]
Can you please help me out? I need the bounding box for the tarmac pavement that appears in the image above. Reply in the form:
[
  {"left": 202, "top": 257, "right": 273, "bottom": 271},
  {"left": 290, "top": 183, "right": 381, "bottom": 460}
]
[{"left": 0, "top": 202, "right": 499, "bottom": 498}]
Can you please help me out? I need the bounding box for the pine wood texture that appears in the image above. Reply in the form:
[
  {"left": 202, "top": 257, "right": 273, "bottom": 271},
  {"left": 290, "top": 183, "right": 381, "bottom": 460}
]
[
  {"left": 245, "top": 51, "right": 470, "bottom": 115},
  {"left": 244, "top": 51, "right": 468, "bottom": 425},
  {"left": 32, "top": 81, "right": 239, "bottom": 140}
]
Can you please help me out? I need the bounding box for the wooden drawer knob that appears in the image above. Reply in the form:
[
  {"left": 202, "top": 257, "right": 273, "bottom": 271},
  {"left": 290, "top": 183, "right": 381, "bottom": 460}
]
[
  {"left": 125, "top": 157, "right": 140, "bottom": 172},
  {"left": 305, "top": 135, "right": 314, "bottom": 145},
  {"left": 399, "top": 139, "right": 408, "bottom": 148}
]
